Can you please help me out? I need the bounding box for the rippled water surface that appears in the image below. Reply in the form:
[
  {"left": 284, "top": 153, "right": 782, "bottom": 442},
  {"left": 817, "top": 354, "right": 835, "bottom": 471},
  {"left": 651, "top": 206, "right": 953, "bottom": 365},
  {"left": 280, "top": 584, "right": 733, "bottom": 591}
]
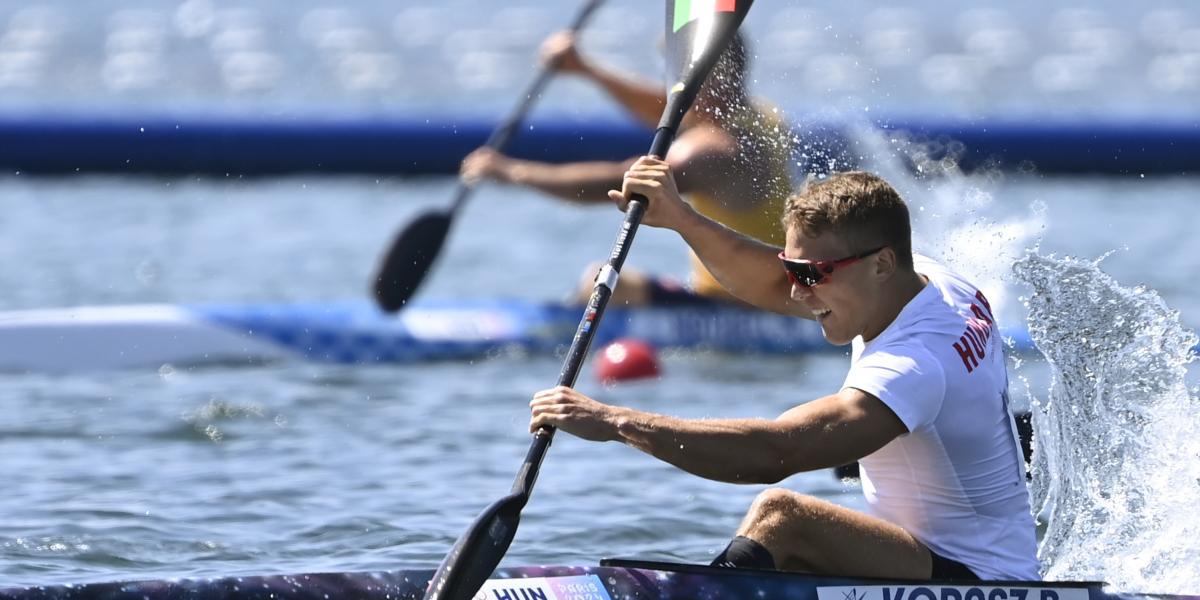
[{"left": 2, "top": 171, "right": 1197, "bottom": 591}]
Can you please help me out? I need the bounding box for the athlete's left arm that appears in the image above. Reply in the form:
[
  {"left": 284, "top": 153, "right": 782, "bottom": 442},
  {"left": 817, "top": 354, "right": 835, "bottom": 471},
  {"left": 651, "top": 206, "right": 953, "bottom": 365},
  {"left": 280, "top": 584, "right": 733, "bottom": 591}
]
[{"left": 609, "top": 388, "right": 907, "bottom": 484}]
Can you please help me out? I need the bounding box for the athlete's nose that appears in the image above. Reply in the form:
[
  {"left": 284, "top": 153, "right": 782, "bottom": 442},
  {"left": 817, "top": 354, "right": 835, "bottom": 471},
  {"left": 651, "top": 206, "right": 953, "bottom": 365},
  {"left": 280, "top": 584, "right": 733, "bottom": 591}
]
[{"left": 790, "top": 282, "right": 814, "bottom": 302}]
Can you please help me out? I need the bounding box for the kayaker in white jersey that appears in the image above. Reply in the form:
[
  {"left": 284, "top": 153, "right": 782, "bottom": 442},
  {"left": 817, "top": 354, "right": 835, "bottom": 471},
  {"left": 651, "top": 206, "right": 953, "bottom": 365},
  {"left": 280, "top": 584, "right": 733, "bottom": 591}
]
[{"left": 528, "top": 161, "right": 1039, "bottom": 581}]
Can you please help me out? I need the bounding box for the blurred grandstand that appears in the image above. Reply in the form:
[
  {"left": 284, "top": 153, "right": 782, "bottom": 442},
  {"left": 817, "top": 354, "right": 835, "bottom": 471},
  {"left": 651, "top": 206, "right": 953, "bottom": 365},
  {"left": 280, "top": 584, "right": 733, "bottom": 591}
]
[{"left": 1, "top": 0, "right": 1196, "bottom": 118}]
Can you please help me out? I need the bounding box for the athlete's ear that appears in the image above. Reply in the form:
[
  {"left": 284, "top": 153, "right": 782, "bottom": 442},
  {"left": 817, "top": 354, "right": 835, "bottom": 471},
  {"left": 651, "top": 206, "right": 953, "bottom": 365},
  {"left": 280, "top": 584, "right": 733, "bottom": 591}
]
[{"left": 875, "top": 246, "right": 898, "bottom": 280}]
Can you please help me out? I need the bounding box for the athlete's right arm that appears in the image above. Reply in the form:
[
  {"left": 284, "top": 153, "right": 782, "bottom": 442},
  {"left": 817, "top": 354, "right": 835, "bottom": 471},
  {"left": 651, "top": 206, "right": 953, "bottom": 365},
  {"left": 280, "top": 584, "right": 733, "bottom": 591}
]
[
  {"left": 610, "top": 157, "right": 809, "bottom": 317},
  {"left": 542, "top": 32, "right": 666, "bottom": 129},
  {"left": 528, "top": 386, "right": 904, "bottom": 484}
]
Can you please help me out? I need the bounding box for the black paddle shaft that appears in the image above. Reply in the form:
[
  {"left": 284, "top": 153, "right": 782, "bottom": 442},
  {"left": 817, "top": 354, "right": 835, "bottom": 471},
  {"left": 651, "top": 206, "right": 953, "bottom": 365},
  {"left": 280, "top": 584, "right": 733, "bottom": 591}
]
[
  {"left": 518, "top": 127, "right": 671, "bottom": 492},
  {"left": 421, "top": 3, "right": 754, "bottom": 597},
  {"left": 421, "top": 132, "right": 671, "bottom": 600}
]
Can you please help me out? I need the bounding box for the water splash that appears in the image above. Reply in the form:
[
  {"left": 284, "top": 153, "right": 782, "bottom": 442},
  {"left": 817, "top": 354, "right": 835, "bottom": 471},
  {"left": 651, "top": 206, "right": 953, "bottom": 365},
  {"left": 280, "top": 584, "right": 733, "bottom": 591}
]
[
  {"left": 1014, "top": 252, "right": 1200, "bottom": 593},
  {"left": 180, "top": 398, "right": 270, "bottom": 442}
]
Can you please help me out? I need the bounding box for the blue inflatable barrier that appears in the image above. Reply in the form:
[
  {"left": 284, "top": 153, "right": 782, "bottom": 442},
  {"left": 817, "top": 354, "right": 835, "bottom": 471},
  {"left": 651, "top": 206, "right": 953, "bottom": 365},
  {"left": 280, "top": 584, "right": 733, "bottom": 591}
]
[
  {"left": 1, "top": 112, "right": 1196, "bottom": 176},
  {"left": 0, "top": 113, "right": 649, "bottom": 176},
  {"left": 882, "top": 118, "right": 1200, "bottom": 175}
]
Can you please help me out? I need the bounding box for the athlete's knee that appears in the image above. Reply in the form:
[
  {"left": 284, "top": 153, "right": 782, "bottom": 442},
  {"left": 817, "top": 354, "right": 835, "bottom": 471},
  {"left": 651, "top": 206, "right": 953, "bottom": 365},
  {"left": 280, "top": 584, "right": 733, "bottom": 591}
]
[
  {"left": 745, "top": 488, "right": 804, "bottom": 527},
  {"left": 744, "top": 489, "right": 830, "bottom": 535}
]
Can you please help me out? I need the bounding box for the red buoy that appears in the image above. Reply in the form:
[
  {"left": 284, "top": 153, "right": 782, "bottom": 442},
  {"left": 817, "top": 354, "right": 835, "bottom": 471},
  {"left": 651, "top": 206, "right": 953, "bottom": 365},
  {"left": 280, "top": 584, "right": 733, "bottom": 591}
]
[{"left": 595, "top": 338, "right": 661, "bottom": 383}]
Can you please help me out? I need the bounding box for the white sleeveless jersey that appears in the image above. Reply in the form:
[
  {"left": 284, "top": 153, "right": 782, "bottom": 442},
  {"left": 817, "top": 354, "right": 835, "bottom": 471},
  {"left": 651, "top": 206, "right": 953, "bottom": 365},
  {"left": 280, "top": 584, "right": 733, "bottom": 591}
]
[{"left": 842, "top": 255, "right": 1039, "bottom": 580}]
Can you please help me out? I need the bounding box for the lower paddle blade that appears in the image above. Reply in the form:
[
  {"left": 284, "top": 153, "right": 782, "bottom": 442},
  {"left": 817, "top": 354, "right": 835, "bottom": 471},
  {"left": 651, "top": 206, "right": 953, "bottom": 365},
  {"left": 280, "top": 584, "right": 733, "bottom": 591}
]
[
  {"left": 372, "top": 211, "right": 453, "bottom": 313},
  {"left": 423, "top": 493, "right": 525, "bottom": 600}
]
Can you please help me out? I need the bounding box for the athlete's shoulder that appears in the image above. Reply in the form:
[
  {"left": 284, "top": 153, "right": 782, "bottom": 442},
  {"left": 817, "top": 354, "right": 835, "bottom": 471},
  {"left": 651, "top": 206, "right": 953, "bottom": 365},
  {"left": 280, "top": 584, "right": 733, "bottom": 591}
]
[
  {"left": 913, "top": 253, "right": 962, "bottom": 281},
  {"left": 913, "top": 254, "right": 998, "bottom": 319},
  {"left": 910, "top": 256, "right": 1006, "bottom": 376},
  {"left": 666, "top": 126, "right": 738, "bottom": 170}
]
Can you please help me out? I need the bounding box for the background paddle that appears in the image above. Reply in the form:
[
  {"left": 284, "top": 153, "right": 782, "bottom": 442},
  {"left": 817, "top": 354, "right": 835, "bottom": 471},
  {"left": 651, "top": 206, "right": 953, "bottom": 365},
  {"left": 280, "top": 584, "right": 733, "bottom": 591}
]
[
  {"left": 420, "top": 1, "right": 755, "bottom": 598},
  {"left": 371, "top": 0, "right": 606, "bottom": 313}
]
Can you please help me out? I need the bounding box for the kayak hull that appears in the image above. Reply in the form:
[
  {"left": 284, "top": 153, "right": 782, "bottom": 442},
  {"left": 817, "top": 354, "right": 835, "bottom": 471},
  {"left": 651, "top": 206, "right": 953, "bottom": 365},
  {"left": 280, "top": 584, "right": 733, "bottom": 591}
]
[{"left": 0, "top": 559, "right": 1183, "bottom": 600}]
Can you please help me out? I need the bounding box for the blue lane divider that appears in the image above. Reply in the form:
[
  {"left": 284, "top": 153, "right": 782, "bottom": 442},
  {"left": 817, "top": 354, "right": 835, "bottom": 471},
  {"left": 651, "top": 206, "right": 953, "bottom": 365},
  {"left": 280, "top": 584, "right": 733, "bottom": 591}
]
[
  {"left": 0, "top": 114, "right": 648, "bottom": 176},
  {"left": 1, "top": 112, "right": 1196, "bottom": 176}
]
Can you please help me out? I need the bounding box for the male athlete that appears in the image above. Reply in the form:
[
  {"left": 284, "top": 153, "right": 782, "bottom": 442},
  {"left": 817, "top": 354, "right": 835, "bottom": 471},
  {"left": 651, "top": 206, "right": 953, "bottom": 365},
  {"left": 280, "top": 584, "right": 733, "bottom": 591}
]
[{"left": 529, "top": 160, "right": 1039, "bottom": 580}]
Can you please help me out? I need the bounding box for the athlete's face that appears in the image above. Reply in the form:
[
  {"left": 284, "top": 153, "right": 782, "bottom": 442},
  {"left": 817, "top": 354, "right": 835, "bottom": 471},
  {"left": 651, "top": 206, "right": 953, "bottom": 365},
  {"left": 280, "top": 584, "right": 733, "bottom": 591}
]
[{"left": 783, "top": 228, "right": 882, "bottom": 346}]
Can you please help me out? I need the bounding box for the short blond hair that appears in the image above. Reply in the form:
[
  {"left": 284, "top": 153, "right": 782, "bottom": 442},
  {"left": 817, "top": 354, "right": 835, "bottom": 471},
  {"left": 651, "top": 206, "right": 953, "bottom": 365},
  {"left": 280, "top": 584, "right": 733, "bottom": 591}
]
[{"left": 781, "top": 171, "right": 914, "bottom": 269}]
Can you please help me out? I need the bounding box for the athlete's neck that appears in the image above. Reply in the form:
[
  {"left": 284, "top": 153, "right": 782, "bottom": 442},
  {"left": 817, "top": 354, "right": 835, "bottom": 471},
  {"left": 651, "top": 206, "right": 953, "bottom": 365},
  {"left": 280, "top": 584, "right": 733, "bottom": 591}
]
[{"left": 861, "top": 270, "right": 928, "bottom": 343}]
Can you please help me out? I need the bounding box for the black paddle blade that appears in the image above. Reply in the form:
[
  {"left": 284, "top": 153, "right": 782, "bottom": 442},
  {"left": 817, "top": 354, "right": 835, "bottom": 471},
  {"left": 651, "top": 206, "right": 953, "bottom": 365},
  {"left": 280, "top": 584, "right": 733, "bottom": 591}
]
[
  {"left": 422, "top": 492, "right": 526, "bottom": 600},
  {"left": 371, "top": 210, "right": 453, "bottom": 313}
]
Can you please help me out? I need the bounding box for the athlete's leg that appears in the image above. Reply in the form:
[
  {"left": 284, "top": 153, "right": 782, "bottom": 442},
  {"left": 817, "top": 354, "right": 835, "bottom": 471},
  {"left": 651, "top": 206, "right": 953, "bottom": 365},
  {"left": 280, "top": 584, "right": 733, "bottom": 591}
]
[{"left": 729, "top": 488, "right": 933, "bottom": 578}]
